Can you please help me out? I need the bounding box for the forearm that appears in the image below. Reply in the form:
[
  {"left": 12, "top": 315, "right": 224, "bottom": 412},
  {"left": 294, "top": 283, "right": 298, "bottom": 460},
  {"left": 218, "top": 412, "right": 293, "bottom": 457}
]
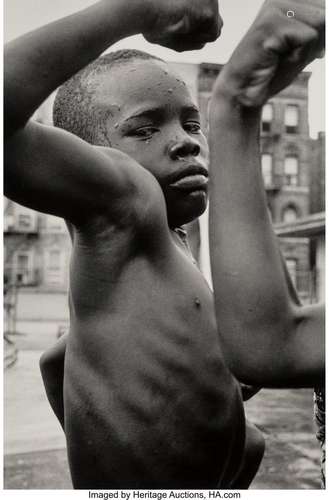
[
  {"left": 208, "top": 92, "right": 297, "bottom": 383},
  {"left": 4, "top": 0, "right": 147, "bottom": 135}
]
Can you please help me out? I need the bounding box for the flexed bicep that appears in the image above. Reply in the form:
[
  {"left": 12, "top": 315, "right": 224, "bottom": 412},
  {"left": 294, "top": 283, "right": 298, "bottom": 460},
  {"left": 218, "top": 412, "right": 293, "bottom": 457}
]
[{"left": 4, "top": 120, "right": 153, "bottom": 226}]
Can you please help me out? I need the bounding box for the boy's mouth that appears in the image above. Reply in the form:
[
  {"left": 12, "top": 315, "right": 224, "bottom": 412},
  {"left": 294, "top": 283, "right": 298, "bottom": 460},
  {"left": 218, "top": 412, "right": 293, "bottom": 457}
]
[
  {"left": 170, "top": 174, "right": 208, "bottom": 191},
  {"left": 169, "top": 165, "right": 208, "bottom": 192}
]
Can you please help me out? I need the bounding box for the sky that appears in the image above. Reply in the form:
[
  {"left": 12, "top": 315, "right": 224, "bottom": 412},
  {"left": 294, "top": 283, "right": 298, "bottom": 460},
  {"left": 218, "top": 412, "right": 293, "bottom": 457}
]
[{"left": 4, "top": 0, "right": 325, "bottom": 137}]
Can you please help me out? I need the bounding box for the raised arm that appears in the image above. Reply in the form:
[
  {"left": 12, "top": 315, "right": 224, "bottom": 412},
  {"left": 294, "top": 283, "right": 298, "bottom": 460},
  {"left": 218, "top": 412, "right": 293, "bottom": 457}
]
[
  {"left": 208, "top": 0, "right": 325, "bottom": 388},
  {"left": 4, "top": 0, "right": 221, "bottom": 222}
]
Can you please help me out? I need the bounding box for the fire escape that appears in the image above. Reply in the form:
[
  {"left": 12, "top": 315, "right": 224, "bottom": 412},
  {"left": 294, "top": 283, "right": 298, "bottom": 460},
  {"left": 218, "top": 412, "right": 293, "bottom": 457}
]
[{"left": 3, "top": 200, "right": 40, "bottom": 367}]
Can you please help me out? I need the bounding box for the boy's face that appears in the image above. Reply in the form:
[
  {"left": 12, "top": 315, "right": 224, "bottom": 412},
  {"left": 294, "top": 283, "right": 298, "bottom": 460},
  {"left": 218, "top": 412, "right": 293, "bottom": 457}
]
[{"left": 94, "top": 59, "right": 209, "bottom": 228}]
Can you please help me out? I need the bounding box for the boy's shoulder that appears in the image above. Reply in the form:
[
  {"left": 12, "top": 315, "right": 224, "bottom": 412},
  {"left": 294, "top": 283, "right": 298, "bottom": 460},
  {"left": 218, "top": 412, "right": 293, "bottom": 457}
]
[{"left": 67, "top": 146, "right": 170, "bottom": 250}]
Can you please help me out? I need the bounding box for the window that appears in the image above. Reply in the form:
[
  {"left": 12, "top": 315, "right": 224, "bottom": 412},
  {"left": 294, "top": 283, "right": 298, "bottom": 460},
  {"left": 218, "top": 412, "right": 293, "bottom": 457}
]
[
  {"left": 46, "top": 215, "right": 66, "bottom": 233},
  {"left": 18, "top": 213, "right": 32, "bottom": 230},
  {"left": 285, "top": 105, "right": 299, "bottom": 134},
  {"left": 284, "top": 156, "right": 299, "bottom": 186},
  {"left": 4, "top": 215, "right": 14, "bottom": 231},
  {"left": 14, "top": 251, "right": 33, "bottom": 284},
  {"left": 261, "top": 154, "right": 273, "bottom": 186},
  {"left": 286, "top": 258, "right": 297, "bottom": 287},
  {"left": 48, "top": 250, "right": 61, "bottom": 270},
  {"left": 261, "top": 103, "right": 273, "bottom": 132},
  {"left": 44, "top": 248, "right": 64, "bottom": 287},
  {"left": 282, "top": 206, "right": 298, "bottom": 223}
]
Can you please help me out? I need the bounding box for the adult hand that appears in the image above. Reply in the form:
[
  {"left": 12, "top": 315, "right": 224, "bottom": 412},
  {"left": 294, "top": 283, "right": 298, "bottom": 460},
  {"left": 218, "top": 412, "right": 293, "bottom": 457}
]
[
  {"left": 143, "top": 0, "right": 222, "bottom": 52},
  {"left": 214, "top": 0, "right": 324, "bottom": 107}
]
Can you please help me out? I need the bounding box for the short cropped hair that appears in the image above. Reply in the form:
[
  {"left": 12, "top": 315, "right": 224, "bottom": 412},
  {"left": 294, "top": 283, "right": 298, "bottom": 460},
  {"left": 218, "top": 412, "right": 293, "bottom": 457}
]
[{"left": 53, "top": 50, "right": 163, "bottom": 145}]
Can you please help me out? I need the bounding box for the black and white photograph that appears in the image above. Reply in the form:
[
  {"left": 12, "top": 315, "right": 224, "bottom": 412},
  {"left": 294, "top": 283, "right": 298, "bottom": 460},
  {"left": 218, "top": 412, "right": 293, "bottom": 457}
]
[{"left": 3, "top": 0, "right": 325, "bottom": 494}]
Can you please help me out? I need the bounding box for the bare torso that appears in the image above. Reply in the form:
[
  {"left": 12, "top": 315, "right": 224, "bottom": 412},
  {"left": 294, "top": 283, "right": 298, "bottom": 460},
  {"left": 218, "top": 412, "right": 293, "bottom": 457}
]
[{"left": 64, "top": 199, "right": 245, "bottom": 489}]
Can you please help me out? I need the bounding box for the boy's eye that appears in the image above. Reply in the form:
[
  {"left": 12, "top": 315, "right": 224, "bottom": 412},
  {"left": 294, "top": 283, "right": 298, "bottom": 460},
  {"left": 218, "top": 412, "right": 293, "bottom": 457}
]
[
  {"left": 185, "top": 121, "right": 201, "bottom": 133},
  {"left": 133, "top": 127, "right": 158, "bottom": 138}
]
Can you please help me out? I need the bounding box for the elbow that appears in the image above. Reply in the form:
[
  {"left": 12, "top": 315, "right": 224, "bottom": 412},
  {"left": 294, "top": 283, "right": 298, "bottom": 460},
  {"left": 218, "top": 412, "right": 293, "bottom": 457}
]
[
  {"left": 223, "top": 313, "right": 299, "bottom": 387},
  {"left": 4, "top": 96, "right": 27, "bottom": 140},
  {"left": 4, "top": 168, "right": 16, "bottom": 200},
  {"left": 39, "top": 334, "right": 67, "bottom": 382},
  {"left": 4, "top": 62, "right": 30, "bottom": 138},
  {"left": 39, "top": 349, "right": 65, "bottom": 431},
  {"left": 39, "top": 350, "right": 52, "bottom": 381},
  {"left": 39, "top": 347, "right": 62, "bottom": 382}
]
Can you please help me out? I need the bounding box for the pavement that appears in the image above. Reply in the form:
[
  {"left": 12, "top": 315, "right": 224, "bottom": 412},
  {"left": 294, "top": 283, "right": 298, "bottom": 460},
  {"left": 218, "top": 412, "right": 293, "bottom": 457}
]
[
  {"left": 3, "top": 349, "right": 322, "bottom": 490},
  {"left": 4, "top": 350, "right": 66, "bottom": 456},
  {"left": 245, "top": 390, "right": 321, "bottom": 489}
]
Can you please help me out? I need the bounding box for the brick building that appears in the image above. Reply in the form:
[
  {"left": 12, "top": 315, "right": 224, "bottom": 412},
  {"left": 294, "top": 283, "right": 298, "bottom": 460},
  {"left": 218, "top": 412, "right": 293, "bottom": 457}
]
[
  {"left": 310, "top": 131, "right": 325, "bottom": 214},
  {"left": 4, "top": 200, "right": 70, "bottom": 290},
  {"left": 275, "top": 213, "right": 325, "bottom": 303}
]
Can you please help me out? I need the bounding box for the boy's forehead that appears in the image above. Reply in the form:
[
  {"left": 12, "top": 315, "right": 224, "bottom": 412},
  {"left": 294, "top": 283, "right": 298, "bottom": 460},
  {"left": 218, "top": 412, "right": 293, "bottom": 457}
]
[{"left": 94, "top": 59, "right": 197, "bottom": 114}]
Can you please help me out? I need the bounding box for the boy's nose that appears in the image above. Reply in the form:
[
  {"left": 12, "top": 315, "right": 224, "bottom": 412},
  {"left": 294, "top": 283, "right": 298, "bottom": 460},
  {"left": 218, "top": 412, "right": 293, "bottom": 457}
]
[{"left": 169, "top": 139, "right": 200, "bottom": 160}]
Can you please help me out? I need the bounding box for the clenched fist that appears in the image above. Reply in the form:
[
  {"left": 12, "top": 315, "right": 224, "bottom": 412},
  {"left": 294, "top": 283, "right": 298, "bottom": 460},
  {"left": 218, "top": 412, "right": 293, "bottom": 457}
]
[
  {"left": 214, "top": 0, "right": 325, "bottom": 107},
  {"left": 142, "top": 0, "right": 222, "bottom": 52}
]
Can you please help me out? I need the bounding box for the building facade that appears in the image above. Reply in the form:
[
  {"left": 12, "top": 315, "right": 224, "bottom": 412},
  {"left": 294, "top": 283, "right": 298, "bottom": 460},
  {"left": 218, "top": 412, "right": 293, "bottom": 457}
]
[
  {"left": 275, "top": 213, "right": 325, "bottom": 303},
  {"left": 310, "top": 131, "right": 325, "bottom": 215},
  {"left": 4, "top": 200, "right": 70, "bottom": 291}
]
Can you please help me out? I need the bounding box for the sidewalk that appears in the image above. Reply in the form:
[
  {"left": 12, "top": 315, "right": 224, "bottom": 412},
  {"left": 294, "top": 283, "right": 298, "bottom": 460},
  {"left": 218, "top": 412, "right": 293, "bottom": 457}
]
[
  {"left": 4, "top": 350, "right": 321, "bottom": 489},
  {"left": 245, "top": 390, "right": 321, "bottom": 489},
  {"left": 4, "top": 350, "right": 66, "bottom": 455},
  {"left": 5, "top": 449, "right": 72, "bottom": 489}
]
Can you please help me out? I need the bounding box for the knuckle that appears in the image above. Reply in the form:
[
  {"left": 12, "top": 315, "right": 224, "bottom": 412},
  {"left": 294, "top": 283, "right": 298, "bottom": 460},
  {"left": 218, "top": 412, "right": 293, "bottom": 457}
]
[
  {"left": 203, "top": 30, "right": 218, "bottom": 43},
  {"left": 255, "top": 15, "right": 277, "bottom": 40},
  {"left": 169, "top": 41, "right": 184, "bottom": 52},
  {"left": 302, "top": 26, "right": 321, "bottom": 45},
  {"left": 316, "top": 49, "right": 325, "bottom": 59},
  {"left": 207, "top": 17, "right": 222, "bottom": 41},
  {"left": 203, "top": 6, "right": 217, "bottom": 25},
  {"left": 201, "top": 14, "right": 221, "bottom": 41},
  {"left": 317, "top": 12, "right": 325, "bottom": 29},
  {"left": 214, "top": 17, "right": 223, "bottom": 38}
]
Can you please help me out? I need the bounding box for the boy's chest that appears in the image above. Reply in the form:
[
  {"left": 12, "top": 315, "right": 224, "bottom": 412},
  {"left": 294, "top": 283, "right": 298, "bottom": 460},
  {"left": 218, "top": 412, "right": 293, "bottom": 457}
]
[
  {"left": 70, "top": 224, "right": 211, "bottom": 321},
  {"left": 66, "top": 236, "right": 244, "bottom": 487},
  {"left": 69, "top": 237, "right": 231, "bottom": 422},
  {"left": 69, "top": 223, "right": 234, "bottom": 410}
]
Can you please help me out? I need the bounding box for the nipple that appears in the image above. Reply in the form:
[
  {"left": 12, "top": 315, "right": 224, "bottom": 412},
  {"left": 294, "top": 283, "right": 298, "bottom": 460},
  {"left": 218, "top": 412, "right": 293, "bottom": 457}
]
[
  {"left": 194, "top": 298, "right": 201, "bottom": 308},
  {"left": 176, "top": 78, "right": 186, "bottom": 87}
]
